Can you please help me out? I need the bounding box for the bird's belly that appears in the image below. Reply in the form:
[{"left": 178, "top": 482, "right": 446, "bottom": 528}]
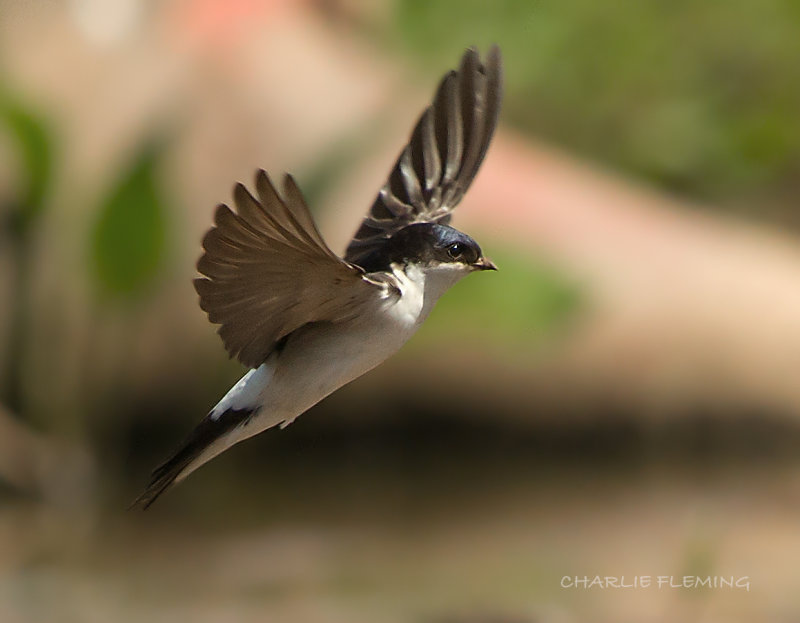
[{"left": 263, "top": 308, "right": 420, "bottom": 425}]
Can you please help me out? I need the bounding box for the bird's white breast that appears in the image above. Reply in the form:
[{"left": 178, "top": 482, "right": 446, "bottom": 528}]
[
  {"left": 266, "top": 267, "right": 426, "bottom": 423},
  {"left": 383, "top": 263, "right": 426, "bottom": 327},
  {"left": 216, "top": 261, "right": 469, "bottom": 439}
]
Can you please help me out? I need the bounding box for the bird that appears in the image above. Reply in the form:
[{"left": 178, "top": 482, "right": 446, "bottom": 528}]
[{"left": 132, "top": 45, "right": 502, "bottom": 509}]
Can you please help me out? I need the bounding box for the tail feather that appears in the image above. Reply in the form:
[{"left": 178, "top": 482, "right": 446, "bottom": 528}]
[{"left": 130, "top": 407, "right": 255, "bottom": 510}]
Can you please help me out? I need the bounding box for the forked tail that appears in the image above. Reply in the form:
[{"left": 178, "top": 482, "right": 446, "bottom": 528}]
[{"left": 130, "top": 407, "right": 255, "bottom": 509}]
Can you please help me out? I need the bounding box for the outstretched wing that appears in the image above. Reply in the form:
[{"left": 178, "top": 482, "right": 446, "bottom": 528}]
[
  {"left": 195, "top": 170, "right": 384, "bottom": 369},
  {"left": 344, "top": 45, "right": 502, "bottom": 267}
]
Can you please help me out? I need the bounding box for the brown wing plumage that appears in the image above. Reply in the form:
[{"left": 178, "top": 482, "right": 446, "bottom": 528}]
[
  {"left": 195, "top": 171, "right": 380, "bottom": 368},
  {"left": 344, "top": 45, "right": 503, "bottom": 267}
]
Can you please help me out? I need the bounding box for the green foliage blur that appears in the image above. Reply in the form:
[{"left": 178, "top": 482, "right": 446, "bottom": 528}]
[
  {"left": 0, "top": 92, "right": 54, "bottom": 415},
  {"left": 420, "top": 246, "right": 580, "bottom": 350},
  {"left": 91, "top": 140, "right": 169, "bottom": 299},
  {"left": 0, "top": 93, "right": 53, "bottom": 235},
  {"left": 396, "top": 0, "right": 800, "bottom": 219}
]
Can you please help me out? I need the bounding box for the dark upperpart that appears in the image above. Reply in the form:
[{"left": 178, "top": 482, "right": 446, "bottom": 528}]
[{"left": 355, "top": 223, "right": 487, "bottom": 274}]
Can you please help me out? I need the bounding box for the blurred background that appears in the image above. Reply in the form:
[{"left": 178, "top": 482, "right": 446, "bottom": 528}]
[{"left": 1, "top": 1, "right": 800, "bottom": 621}]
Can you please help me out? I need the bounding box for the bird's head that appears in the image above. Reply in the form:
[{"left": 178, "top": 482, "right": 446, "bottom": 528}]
[
  {"left": 360, "top": 223, "right": 496, "bottom": 274},
  {"left": 359, "top": 222, "right": 496, "bottom": 288}
]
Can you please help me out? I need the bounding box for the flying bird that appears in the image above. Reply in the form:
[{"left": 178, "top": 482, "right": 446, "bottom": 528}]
[{"left": 133, "top": 46, "right": 503, "bottom": 508}]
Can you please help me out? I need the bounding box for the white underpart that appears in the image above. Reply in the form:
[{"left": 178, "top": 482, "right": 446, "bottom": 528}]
[
  {"left": 181, "top": 261, "right": 471, "bottom": 480},
  {"left": 210, "top": 362, "right": 274, "bottom": 420}
]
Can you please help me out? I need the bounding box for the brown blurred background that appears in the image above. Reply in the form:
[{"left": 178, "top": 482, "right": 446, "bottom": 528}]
[{"left": 2, "top": 1, "right": 800, "bottom": 621}]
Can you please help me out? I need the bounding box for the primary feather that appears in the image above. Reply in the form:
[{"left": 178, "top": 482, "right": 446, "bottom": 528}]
[
  {"left": 345, "top": 45, "right": 502, "bottom": 267},
  {"left": 194, "top": 171, "right": 381, "bottom": 368}
]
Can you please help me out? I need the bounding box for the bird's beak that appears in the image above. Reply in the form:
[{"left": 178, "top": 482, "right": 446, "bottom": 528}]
[{"left": 472, "top": 257, "right": 498, "bottom": 271}]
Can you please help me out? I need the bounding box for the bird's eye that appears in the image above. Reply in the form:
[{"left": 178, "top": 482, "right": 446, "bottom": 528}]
[{"left": 447, "top": 242, "right": 465, "bottom": 259}]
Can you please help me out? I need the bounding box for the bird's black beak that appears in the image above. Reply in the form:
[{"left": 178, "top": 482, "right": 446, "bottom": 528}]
[{"left": 472, "top": 257, "right": 498, "bottom": 271}]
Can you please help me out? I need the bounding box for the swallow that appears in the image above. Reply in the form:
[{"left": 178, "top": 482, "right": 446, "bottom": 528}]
[{"left": 133, "top": 45, "right": 502, "bottom": 508}]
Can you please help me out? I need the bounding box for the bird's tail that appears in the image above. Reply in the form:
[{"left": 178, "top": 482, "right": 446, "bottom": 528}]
[{"left": 130, "top": 407, "right": 256, "bottom": 510}]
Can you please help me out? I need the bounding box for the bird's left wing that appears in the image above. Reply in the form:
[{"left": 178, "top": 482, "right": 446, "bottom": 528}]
[
  {"left": 344, "top": 46, "right": 502, "bottom": 267},
  {"left": 195, "top": 171, "right": 388, "bottom": 369}
]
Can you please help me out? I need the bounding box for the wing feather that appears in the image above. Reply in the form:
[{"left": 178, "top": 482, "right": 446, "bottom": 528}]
[
  {"left": 195, "top": 170, "right": 383, "bottom": 368},
  {"left": 344, "top": 46, "right": 502, "bottom": 266}
]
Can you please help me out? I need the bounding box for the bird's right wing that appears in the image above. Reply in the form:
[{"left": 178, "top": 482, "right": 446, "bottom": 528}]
[
  {"left": 345, "top": 46, "right": 502, "bottom": 267},
  {"left": 194, "top": 171, "right": 388, "bottom": 369}
]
